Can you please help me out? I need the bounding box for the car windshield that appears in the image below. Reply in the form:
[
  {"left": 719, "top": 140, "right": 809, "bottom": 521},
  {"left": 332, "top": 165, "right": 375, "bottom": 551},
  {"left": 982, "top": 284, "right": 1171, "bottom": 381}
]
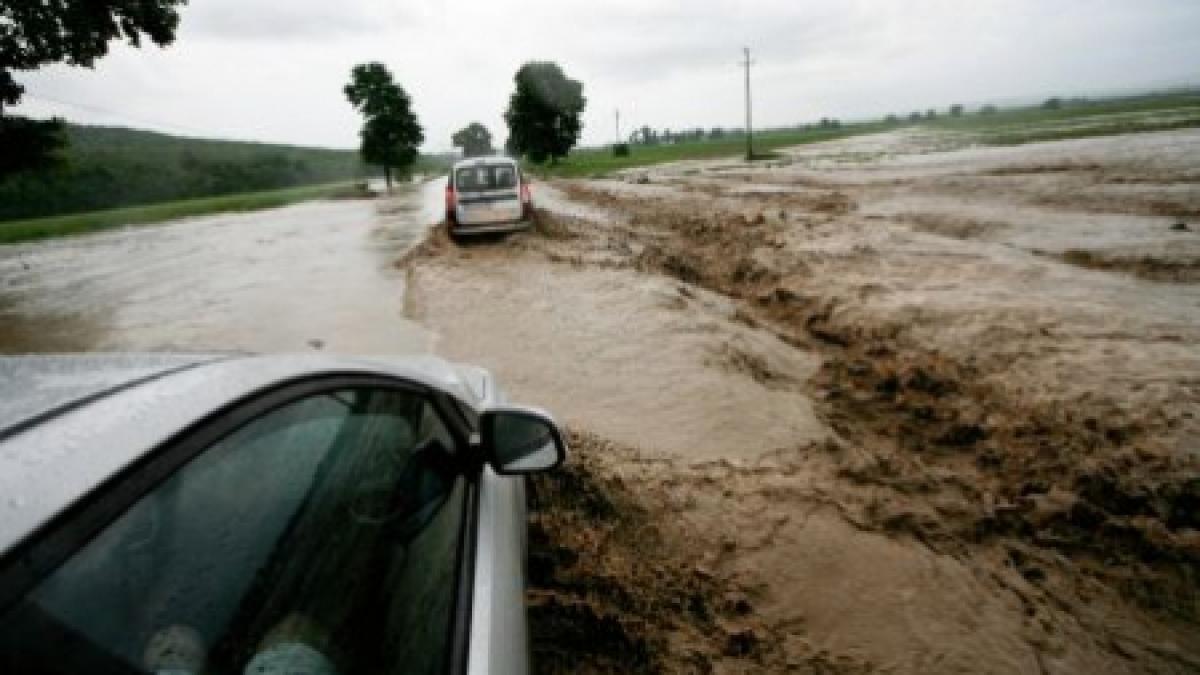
[{"left": 455, "top": 164, "right": 517, "bottom": 192}]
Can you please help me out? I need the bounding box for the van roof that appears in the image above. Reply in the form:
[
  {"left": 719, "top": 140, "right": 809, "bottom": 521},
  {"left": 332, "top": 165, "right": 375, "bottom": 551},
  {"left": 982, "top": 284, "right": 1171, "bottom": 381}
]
[{"left": 451, "top": 156, "right": 518, "bottom": 170}]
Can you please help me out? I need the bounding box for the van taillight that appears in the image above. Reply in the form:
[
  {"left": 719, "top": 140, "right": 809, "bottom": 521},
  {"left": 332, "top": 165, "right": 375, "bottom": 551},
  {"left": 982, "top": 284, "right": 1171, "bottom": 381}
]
[
  {"left": 445, "top": 185, "right": 456, "bottom": 210},
  {"left": 520, "top": 182, "right": 531, "bottom": 204}
]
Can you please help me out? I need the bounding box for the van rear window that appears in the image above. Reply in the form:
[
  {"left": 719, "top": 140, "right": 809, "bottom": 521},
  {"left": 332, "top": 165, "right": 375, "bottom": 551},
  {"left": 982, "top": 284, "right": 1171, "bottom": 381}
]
[{"left": 455, "top": 165, "right": 518, "bottom": 191}]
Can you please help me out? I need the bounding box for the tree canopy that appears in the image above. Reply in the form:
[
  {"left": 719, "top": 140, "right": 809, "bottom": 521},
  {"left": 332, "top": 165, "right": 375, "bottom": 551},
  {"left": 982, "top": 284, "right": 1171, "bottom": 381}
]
[
  {"left": 344, "top": 62, "right": 423, "bottom": 189},
  {"left": 452, "top": 122, "right": 493, "bottom": 157},
  {"left": 0, "top": 0, "right": 186, "bottom": 176},
  {"left": 503, "top": 61, "right": 585, "bottom": 164},
  {"left": 0, "top": 116, "right": 65, "bottom": 176}
]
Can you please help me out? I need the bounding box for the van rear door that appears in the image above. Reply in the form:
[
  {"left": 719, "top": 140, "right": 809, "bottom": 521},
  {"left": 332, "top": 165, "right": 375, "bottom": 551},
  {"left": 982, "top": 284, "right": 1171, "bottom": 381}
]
[{"left": 454, "top": 163, "right": 523, "bottom": 225}]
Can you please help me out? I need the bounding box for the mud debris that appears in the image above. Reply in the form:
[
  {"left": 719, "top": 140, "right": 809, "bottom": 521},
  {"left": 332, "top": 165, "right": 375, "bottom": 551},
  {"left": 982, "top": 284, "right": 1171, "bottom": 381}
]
[
  {"left": 814, "top": 343, "right": 1200, "bottom": 618},
  {"left": 524, "top": 431, "right": 890, "bottom": 674},
  {"left": 1052, "top": 248, "right": 1200, "bottom": 283},
  {"left": 526, "top": 431, "right": 801, "bottom": 674}
]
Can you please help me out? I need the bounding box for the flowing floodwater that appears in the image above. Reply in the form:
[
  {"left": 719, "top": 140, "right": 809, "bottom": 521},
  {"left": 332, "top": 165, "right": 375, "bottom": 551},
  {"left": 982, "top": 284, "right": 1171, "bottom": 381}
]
[
  {"left": 0, "top": 180, "right": 445, "bottom": 355},
  {"left": 405, "top": 130, "right": 1200, "bottom": 673}
]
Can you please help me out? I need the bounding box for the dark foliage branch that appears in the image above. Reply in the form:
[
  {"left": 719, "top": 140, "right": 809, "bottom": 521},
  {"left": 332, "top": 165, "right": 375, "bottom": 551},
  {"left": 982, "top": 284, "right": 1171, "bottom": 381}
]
[{"left": 0, "top": 0, "right": 187, "bottom": 176}]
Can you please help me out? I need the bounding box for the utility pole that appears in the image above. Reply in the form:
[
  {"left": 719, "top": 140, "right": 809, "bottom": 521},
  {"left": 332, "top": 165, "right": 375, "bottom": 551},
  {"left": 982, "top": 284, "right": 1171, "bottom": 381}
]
[
  {"left": 741, "top": 47, "right": 755, "bottom": 160},
  {"left": 615, "top": 108, "right": 621, "bottom": 144}
]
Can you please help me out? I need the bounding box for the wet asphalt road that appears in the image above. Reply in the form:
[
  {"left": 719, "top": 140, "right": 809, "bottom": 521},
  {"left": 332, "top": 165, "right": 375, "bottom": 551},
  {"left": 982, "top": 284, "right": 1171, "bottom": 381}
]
[{"left": 0, "top": 180, "right": 444, "bottom": 355}]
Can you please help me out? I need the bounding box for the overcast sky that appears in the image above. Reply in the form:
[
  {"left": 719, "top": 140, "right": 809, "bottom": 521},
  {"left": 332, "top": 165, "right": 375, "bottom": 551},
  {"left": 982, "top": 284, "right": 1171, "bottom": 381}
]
[{"left": 12, "top": 0, "right": 1200, "bottom": 152}]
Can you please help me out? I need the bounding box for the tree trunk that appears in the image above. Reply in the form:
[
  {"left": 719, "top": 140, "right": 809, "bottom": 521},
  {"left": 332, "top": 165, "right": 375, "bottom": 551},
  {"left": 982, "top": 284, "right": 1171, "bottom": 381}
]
[{"left": 384, "top": 165, "right": 393, "bottom": 193}]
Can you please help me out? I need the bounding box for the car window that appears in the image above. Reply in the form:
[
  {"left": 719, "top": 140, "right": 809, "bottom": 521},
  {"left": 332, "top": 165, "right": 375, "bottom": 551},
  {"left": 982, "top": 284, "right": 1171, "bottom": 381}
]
[
  {"left": 0, "top": 387, "right": 466, "bottom": 675},
  {"left": 491, "top": 165, "right": 517, "bottom": 189},
  {"left": 454, "top": 165, "right": 516, "bottom": 192}
]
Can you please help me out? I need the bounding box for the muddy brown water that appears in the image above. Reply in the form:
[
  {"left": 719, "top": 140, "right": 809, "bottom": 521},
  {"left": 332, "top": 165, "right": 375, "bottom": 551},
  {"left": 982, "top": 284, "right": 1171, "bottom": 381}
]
[{"left": 0, "top": 180, "right": 445, "bottom": 355}]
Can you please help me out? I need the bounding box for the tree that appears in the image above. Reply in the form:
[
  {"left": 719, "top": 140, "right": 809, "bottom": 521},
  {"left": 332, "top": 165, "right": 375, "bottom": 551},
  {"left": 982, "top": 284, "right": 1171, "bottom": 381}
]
[
  {"left": 949, "top": 104, "right": 964, "bottom": 117},
  {"left": 980, "top": 104, "right": 998, "bottom": 115},
  {"left": 885, "top": 114, "right": 900, "bottom": 124},
  {"left": 504, "top": 61, "right": 585, "bottom": 164},
  {"left": 0, "top": 0, "right": 185, "bottom": 177},
  {"left": 452, "top": 122, "right": 493, "bottom": 158},
  {"left": 0, "top": 116, "right": 65, "bottom": 175},
  {"left": 1043, "top": 97, "right": 1063, "bottom": 110},
  {"left": 344, "top": 62, "right": 423, "bottom": 191}
]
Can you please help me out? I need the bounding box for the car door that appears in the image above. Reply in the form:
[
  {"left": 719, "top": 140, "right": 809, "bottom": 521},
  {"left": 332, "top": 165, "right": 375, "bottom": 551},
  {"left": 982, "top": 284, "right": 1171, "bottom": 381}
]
[{"left": 0, "top": 380, "right": 477, "bottom": 675}]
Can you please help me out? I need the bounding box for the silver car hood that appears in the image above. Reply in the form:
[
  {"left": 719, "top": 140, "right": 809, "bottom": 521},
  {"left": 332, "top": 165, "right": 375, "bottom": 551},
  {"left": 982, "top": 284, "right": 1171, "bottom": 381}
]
[{"left": 0, "top": 353, "right": 231, "bottom": 440}]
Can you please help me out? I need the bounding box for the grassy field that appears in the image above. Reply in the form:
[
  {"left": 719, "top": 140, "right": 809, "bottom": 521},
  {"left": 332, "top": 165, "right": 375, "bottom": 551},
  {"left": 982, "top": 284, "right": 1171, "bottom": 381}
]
[
  {"left": 926, "top": 91, "right": 1200, "bottom": 145},
  {"left": 0, "top": 181, "right": 370, "bottom": 245},
  {"left": 531, "top": 123, "right": 891, "bottom": 178},
  {"left": 535, "top": 91, "right": 1200, "bottom": 178}
]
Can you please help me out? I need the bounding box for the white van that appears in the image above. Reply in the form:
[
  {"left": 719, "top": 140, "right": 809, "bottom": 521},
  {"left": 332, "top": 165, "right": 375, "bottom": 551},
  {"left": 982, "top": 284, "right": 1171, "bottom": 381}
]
[{"left": 445, "top": 156, "right": 532, "bottom": 237}]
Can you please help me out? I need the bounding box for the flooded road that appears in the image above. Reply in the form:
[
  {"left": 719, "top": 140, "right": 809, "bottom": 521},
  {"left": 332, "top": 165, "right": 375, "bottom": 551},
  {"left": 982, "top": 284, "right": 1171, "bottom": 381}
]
[{"left": 0, "top": 179, "right": 445, "bottom": 355}]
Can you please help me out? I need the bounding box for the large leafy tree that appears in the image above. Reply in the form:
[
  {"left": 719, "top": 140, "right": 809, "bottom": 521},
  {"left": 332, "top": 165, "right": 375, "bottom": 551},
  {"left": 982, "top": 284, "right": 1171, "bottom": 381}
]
[
  {"left": 344, "top": 62, "right": 423, "bottom": 191},
  {"left": 503, "top": 61, "right": 585, "bottom": 165},
  {"left": 451, "top": 122, "right": 493, "bottom": 158},
  {"left": 0, "top": 0, "right": 186, "bottom": 177},
  {"left": 0, "top": 116, "right": 65, "bottom": 175}
]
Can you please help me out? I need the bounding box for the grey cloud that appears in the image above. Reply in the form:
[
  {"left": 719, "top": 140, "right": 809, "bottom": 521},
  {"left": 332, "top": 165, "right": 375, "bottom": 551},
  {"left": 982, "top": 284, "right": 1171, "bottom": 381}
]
[
  {"left": 179, "top": 0, "right": 413, "bottom": 41},
  {"left": 11, "top": 0, "right": 1200, "bottom": 150}
]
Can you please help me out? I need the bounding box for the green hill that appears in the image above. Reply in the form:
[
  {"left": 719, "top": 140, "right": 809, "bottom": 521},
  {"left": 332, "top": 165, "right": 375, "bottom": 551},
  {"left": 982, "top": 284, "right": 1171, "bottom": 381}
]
[{"left": 0, "top": 124, "right": 368, "bottom": 222}]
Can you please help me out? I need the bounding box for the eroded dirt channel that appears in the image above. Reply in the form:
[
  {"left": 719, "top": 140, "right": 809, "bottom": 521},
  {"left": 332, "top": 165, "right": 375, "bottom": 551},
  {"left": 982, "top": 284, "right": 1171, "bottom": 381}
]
[{"left": 408, "top": 129, "right": 1200, "bottom": 673}]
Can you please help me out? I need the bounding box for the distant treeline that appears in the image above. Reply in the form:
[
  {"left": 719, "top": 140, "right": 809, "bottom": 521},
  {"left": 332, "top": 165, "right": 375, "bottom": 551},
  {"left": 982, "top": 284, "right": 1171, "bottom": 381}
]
[
  {"left": 628, "top": 118, "right": 847, "bottom": 146},
  {"left": 0, "top": 125, "right": 368, "bottom": 222}
]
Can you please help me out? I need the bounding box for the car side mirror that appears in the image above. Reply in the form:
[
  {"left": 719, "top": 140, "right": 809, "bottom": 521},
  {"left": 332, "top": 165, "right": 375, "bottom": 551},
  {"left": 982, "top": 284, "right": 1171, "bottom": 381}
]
[{"left": 479, "top": 406, "right": 567, "bottom": 475}]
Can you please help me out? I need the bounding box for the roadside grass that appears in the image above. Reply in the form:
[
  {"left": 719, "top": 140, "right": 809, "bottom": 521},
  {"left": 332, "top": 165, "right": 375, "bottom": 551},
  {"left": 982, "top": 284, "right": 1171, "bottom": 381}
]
[
  {"left": 0, "top": 181, "right": 370, "bottom": 245},
  {"left": 533, "top": 91, "right": 1200, "bottom": 178}
]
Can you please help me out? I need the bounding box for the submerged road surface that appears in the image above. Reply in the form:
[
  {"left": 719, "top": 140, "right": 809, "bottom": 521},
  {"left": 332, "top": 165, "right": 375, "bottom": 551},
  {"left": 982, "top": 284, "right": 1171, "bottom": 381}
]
[{"left": 0, "top": 180, "right": 444, "bottom": 355}]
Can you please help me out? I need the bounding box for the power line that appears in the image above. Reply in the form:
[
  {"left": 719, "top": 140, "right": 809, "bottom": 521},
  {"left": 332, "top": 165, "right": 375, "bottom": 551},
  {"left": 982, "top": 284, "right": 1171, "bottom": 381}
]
[{"left": 22, "top": 93, "right": 213, "bottom": 137}]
